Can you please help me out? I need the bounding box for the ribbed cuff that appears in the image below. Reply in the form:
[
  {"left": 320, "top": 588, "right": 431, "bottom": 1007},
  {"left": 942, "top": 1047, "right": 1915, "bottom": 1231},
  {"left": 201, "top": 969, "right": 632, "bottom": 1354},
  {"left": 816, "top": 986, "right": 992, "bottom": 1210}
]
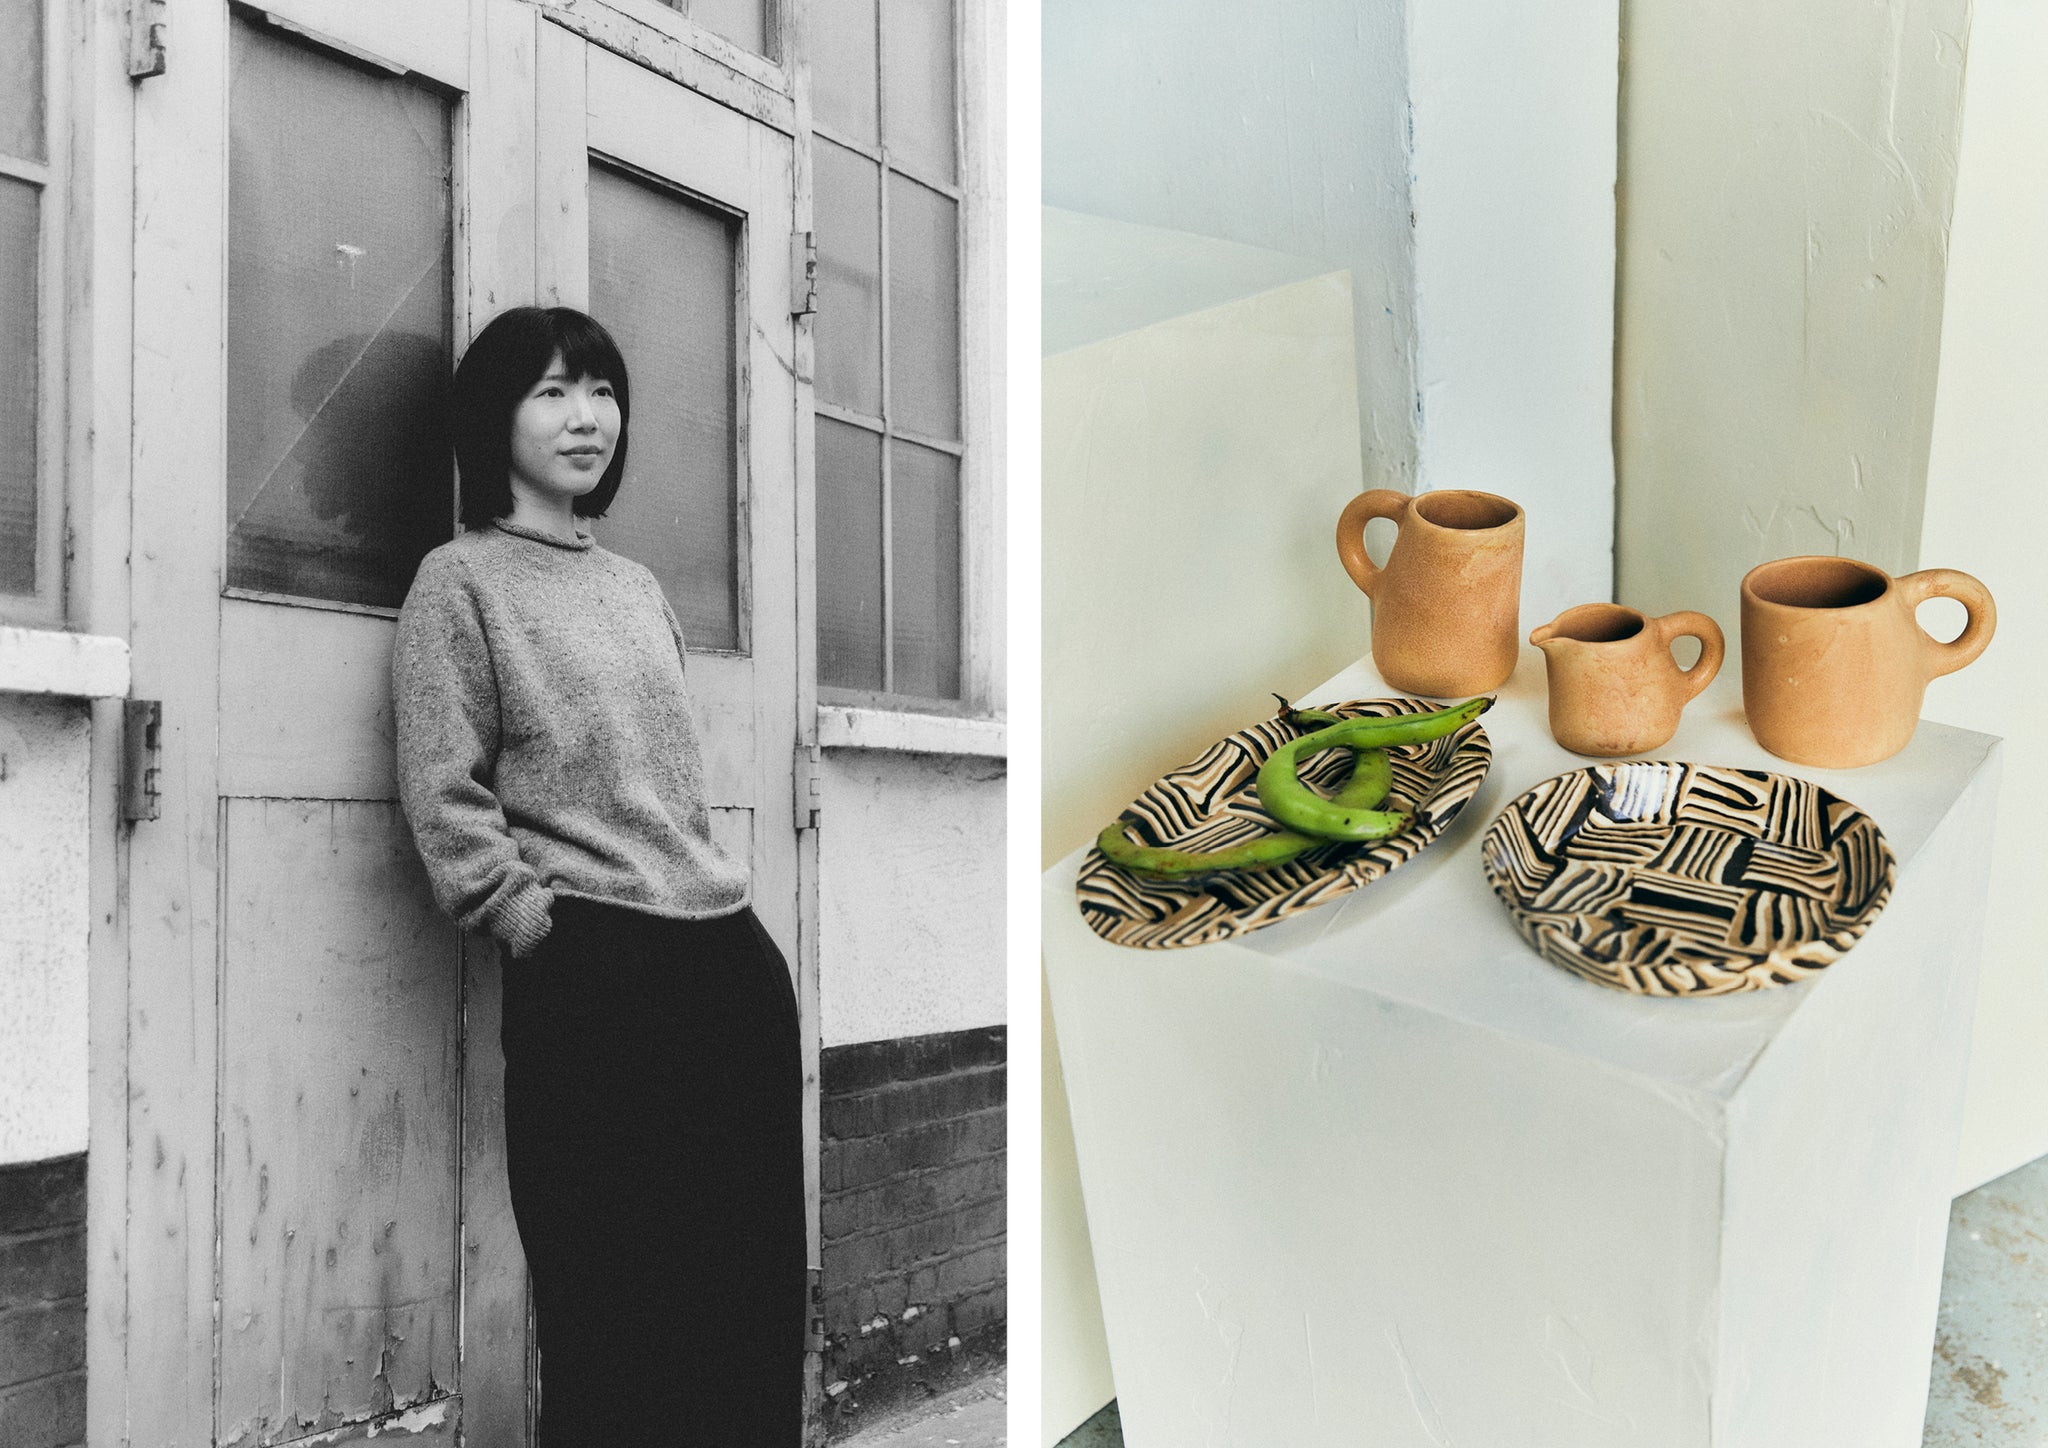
[{"left": 489, "top": 882, "right": 555, "bottom": 959}]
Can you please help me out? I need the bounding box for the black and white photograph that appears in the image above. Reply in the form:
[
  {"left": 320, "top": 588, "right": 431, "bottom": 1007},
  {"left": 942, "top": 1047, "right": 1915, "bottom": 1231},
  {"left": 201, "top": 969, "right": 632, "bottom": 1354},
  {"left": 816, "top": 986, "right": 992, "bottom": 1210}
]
[{"left": 0, "top": 0, "right": 1005, "bottom": 1444}]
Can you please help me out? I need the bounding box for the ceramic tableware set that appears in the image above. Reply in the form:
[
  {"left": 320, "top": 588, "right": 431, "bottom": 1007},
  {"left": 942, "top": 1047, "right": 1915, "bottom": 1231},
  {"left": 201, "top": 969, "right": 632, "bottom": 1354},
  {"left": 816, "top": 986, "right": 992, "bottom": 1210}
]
[
  {"left": 1079, "top": 485, "right": 1995, "bottom": 1000},
  {"left": 1331, "top": 485, "right": 1996, "bottom": 994}
]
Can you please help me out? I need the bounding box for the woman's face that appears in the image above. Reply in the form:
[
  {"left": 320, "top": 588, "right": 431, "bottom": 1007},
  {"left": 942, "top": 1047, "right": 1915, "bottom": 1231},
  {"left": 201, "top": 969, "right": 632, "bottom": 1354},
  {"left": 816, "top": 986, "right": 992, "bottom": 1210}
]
[{"left": 508, "top": 350, "right": 622, "bottom": 506}]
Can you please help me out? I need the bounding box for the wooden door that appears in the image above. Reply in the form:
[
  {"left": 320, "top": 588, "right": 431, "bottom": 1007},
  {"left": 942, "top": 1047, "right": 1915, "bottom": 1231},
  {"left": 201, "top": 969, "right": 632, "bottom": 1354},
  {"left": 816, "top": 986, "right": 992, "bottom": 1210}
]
[
  {"left": 127, "top": 2, "right": 813, "bottom": 1441},
  {"left": 128, "top": 1, "right": 542, "bottom": 1443},
  {"left": 128, "top": 2, "right": 534, "bottom": 1441}
]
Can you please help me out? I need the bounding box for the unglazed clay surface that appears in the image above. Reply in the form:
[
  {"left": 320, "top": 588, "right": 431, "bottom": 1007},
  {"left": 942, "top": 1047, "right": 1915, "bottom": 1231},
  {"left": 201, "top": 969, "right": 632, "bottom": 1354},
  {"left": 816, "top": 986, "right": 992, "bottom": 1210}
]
[
  {"left": 1336, "top": 488, "right": 1524, "bottom": 697},
  {"left": 1532, "top": 603, "right": 1723, "bottom": 756},
  {"left": 1740, "top": 555, "right": 1995, "bottom": 768}
]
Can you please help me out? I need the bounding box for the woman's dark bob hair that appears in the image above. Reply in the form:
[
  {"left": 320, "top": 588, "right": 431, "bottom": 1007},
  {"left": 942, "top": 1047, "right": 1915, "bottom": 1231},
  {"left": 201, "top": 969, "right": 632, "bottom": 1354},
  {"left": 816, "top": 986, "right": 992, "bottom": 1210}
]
[{"left": 452, "top": 306, "right": 631, "bottom": 528}]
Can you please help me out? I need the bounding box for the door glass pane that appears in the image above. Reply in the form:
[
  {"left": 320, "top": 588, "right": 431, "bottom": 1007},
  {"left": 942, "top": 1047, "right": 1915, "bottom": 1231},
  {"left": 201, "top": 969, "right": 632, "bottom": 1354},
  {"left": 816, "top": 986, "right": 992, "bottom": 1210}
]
[
  {"left": 0, "top": 0, "right": 44, "bottom": 163},
  {"left": 890, "top": 439, "right": 960, "bottom": 700},
  {"left": 0, "top": 176, "right": 37, "bottom": 594},
  {"left": 815, "top": 139, "right": 882, "bottom": 416},
  {"left": 881, "top": 0, "right": 955, "bottom": 183},
  {"left": 887, "top": 175, "right": 960, "bottom": 441},
  {"left": 812, "top": 0, "right": 878, "bottom": 145},
  {"left": 588, "top": 162, "right": 742, "bottom": 652},
  {"left": 656, "top": 0, "right": 769, "bottom": 56},
  {"left": 226, "top": 16, "right": 454, "bottom": 609},
  {"left": 816, "top": 417, "right": 883, "bottom": 691}
]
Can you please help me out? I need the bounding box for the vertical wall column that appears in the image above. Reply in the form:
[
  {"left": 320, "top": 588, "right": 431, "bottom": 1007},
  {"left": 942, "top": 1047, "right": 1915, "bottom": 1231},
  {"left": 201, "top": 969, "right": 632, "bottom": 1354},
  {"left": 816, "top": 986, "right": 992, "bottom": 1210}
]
[{"left": 1407, "top": 0, "right": 1619, "bottom": 625}]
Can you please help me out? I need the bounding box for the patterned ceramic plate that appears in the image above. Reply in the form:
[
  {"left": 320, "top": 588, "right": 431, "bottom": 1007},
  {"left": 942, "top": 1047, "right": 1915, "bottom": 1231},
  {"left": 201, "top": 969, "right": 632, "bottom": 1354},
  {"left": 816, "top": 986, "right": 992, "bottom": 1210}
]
[
  {"left": 1076, "top": 698, "right": 1493, "bottom": 949},
  {"left": 1480, "top": 761, "right": 1896, "bottom": 996}
]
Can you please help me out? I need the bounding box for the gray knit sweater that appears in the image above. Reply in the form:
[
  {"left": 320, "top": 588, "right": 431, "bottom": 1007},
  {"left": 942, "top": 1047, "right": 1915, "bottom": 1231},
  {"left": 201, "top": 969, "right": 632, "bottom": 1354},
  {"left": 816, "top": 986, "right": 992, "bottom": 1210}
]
[{"left": 392, "top": 519, "right": 750, "bottom": 956}]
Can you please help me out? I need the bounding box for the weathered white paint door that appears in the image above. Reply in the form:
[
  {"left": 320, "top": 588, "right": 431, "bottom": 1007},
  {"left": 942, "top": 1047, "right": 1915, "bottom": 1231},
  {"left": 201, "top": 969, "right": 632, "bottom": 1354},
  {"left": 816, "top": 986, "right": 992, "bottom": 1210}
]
[{"left": 124, "top": 1, "right": 808, "bottom": 1443}]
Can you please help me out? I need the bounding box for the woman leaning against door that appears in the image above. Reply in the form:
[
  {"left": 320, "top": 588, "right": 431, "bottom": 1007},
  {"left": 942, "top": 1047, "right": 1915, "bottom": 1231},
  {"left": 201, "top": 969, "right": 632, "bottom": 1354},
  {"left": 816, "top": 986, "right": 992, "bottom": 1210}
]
[{"left": 391, "top": 306, "right": 803, "bottom": 1446}]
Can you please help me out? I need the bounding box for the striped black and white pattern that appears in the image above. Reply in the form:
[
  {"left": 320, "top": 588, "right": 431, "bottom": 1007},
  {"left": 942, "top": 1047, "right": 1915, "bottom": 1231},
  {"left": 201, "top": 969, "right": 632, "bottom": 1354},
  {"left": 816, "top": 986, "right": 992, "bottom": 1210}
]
[
  {"left": 1480, "top": 762, "right": 1896, "bottom": 996},
  {"left": 1076, "top": 698, "right": 1493, "bottom": 950}
]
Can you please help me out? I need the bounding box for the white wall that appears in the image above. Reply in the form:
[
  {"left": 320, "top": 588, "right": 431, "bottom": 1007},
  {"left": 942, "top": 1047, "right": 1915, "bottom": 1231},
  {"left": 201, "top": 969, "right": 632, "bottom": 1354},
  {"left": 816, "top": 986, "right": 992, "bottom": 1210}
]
[
  {"left": 1407, "top": 0, "right": 1618, "bottom": 624},
  {"left": 1613, "top": 0, "right": 1971, "bottom": 631},
  {"left": 818, "top": 751, "right": 1006, "bottom": 1048},
  {"left": 0, "top": 695, "right": 92, "bottom": 1163},
  {"left": 1041, "top": 0, "right": 1419, "bottom": 493},
  {"left": 1918, "top": 0, "right": 2048, "bottom": 1194}
]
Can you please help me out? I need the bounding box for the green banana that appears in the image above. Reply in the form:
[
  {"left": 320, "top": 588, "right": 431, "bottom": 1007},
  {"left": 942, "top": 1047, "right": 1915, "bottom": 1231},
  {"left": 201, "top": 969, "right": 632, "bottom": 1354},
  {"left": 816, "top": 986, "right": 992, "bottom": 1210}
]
[
  {"left": 1255, "top": 696, "right": 1492, "bottom": 842},
  {"left": 1097, "top": 743, "right": 1393, "bottom": 879}
]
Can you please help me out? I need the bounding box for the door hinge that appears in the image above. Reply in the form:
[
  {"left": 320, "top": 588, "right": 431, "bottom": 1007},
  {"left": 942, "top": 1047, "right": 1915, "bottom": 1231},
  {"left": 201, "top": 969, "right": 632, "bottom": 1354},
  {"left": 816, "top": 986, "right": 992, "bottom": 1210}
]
[
  {"left": 128, "top": 0, "right": 167, "bottom": 79},
  {"left": 122, "top": 699, "right": 162, "bottom": 823},
  {"left": 794, "top": 742, "right": 822, "bottom": 832},
  {"left": 790, "top": 231, "right": 818, "bottom": 317},
  {"left": 806, "top": 1265, "right": 824, "bottom": 1352}
]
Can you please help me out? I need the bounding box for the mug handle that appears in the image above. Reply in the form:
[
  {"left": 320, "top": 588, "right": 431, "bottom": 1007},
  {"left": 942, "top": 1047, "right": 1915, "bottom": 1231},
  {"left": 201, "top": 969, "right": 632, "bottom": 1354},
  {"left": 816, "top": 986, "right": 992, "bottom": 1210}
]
[
  {"left": 1654, "top": 611, "right": 1725, "bottom": 701},
  {"left": 1335, "top": 490, "right": 1411, "bottom": 598},
  {"left": 1898, "top": 568, "right": 1997, "bottom": 679}
]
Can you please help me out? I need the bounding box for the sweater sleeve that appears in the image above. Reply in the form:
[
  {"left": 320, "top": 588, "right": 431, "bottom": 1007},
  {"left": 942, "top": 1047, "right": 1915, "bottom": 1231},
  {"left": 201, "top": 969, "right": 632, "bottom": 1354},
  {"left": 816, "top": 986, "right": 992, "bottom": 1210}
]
[{"left": 392, "top": 554, "right": 555, "bottom": 957}]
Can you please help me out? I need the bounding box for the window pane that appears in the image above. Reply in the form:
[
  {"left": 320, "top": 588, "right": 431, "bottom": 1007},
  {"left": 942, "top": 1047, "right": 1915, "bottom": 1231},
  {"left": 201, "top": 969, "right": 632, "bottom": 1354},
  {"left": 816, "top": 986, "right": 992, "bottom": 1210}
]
[
  {"left": 811, "top": 0, "right": 878, "bottom": 145},
  {"left": 881, "top": 0, "right": 955, "bottom": 183},
  {"left": 685, "top": 0, "right": 769, "bottom": 56},
  {"left": 890, "top": 440, "right": 960, "bottom": 700},
  {"left": 0, "top": 0, "right": 44, "bottom": 163},
  {"left": 0, "top": 176, "right": 37, "bottom": 594},
  {"left": 887, "top": 175, "right": 960, "bottom": 441},
  {"left": 587, "top": 162, "right": 742, "bottom": 652},
  {"left": 816, "top": 417, "right": 883, "bottom": 691},
  {"left": 226, "top": 17, "right": 454, "bottom": 609},
  {"left": 815, "top": 139, "right": 882, "bottom": 415}
]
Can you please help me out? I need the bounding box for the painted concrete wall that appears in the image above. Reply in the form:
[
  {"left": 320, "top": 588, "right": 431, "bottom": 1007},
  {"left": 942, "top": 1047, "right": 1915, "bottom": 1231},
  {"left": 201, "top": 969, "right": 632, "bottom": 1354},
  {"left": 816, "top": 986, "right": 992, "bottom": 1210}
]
[
  {"left": 0, "top": 695, "right": 92, "bottom": 1164},
  {"left": 1041, "top": 0, "right": 1418, "bottom": 493},
  {"left": 1408, "top": 0, "right": 1618, "bottom": 626},
  {"left": 1613, "top": 0, "right": 1971, "bottom": 632},
  {"left": 1917, "top": 0, "right": 2048, "bottom": 1194},
  {"left": 1044, "top": 0, "right": 1618, "bottom": 637},
  {"left": 817, "top": 750, "right": 1006, "bottom": 1049}
]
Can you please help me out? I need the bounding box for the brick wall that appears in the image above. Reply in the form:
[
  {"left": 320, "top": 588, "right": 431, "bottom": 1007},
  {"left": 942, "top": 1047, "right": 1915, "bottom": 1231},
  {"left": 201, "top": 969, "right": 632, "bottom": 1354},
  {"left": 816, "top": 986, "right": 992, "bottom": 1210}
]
[
  {"left": 0, "top": 1154, "right": 87, "bottom": 1448},
  {"left": 819, "top": 1026, "right": 1005, "bottom": 1406}
]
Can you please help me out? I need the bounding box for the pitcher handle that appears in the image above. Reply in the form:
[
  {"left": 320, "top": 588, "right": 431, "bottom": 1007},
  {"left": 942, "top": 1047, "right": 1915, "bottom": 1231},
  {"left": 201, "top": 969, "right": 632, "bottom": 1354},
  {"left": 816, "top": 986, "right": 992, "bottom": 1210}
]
[
  {"left": 1654, "top": 611, "right": 1726, "bottom": 701},
  {"left": 1335, "top": 490, "right": 1411, "bottom": 598},
  {"left": 1898, "top": 568, "right": 1997, "bottom": 679}
]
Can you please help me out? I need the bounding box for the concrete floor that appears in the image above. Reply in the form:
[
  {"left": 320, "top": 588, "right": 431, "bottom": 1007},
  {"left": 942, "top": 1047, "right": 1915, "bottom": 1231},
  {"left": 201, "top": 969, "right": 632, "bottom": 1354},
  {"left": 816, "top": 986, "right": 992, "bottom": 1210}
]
[
  {"left": 837, "top": 1367, "right": 1007, "bottom": 1448},
  {"left": 1057, "top": 1153, "right": 2048, "bottom": 1447}
]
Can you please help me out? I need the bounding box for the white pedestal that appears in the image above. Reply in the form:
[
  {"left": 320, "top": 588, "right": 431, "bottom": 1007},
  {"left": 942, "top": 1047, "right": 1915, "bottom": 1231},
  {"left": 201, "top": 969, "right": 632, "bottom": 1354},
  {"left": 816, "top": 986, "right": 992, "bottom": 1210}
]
[{"left": 1043, "top": 647, "right": 2003, "bottom": 1447}]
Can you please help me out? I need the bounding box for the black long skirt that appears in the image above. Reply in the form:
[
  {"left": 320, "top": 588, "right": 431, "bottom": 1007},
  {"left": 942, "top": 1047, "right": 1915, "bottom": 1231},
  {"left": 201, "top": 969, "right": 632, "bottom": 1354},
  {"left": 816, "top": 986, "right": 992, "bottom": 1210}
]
[{"left": 499, "top": 897, "right": 805, "bottom": 1447}]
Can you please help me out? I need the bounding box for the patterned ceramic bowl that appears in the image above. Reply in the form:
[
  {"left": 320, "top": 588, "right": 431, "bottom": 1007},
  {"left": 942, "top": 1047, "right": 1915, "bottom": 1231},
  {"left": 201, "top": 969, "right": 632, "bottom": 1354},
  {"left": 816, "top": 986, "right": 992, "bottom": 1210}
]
[
  {"left": 1481, "top": 761, "right": 1896, "bottom": 996},
  {"left": 1076, "top": 698, "right": 1493, "bottom": 949}
]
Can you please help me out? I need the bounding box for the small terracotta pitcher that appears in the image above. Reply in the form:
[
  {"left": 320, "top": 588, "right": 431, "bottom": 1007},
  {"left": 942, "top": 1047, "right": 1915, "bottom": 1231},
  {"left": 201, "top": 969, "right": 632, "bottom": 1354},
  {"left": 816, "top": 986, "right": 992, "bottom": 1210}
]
[
  {"left": 1530, "top": 603, "right": 1725, "bottom": 757},
  {"left": 1740, "top": 556, "right": 1996, "bottom": 768},
  {"left": 1335, "top": 488, "right": 1524, "bottom": 697}
]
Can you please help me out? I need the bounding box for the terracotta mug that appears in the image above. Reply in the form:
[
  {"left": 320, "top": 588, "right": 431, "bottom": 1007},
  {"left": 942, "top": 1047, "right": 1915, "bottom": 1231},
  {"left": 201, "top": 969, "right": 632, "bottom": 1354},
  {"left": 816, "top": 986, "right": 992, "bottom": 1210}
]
[
  {"left": 1740, "top": 556, "right": 1996, "bottom": 768},
  {"left": 1530, "top": 603, "right": 1725, "bottom": 757},
  {"left": 1335, "top": 488, "right": 1525, "bottom": 697}
]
